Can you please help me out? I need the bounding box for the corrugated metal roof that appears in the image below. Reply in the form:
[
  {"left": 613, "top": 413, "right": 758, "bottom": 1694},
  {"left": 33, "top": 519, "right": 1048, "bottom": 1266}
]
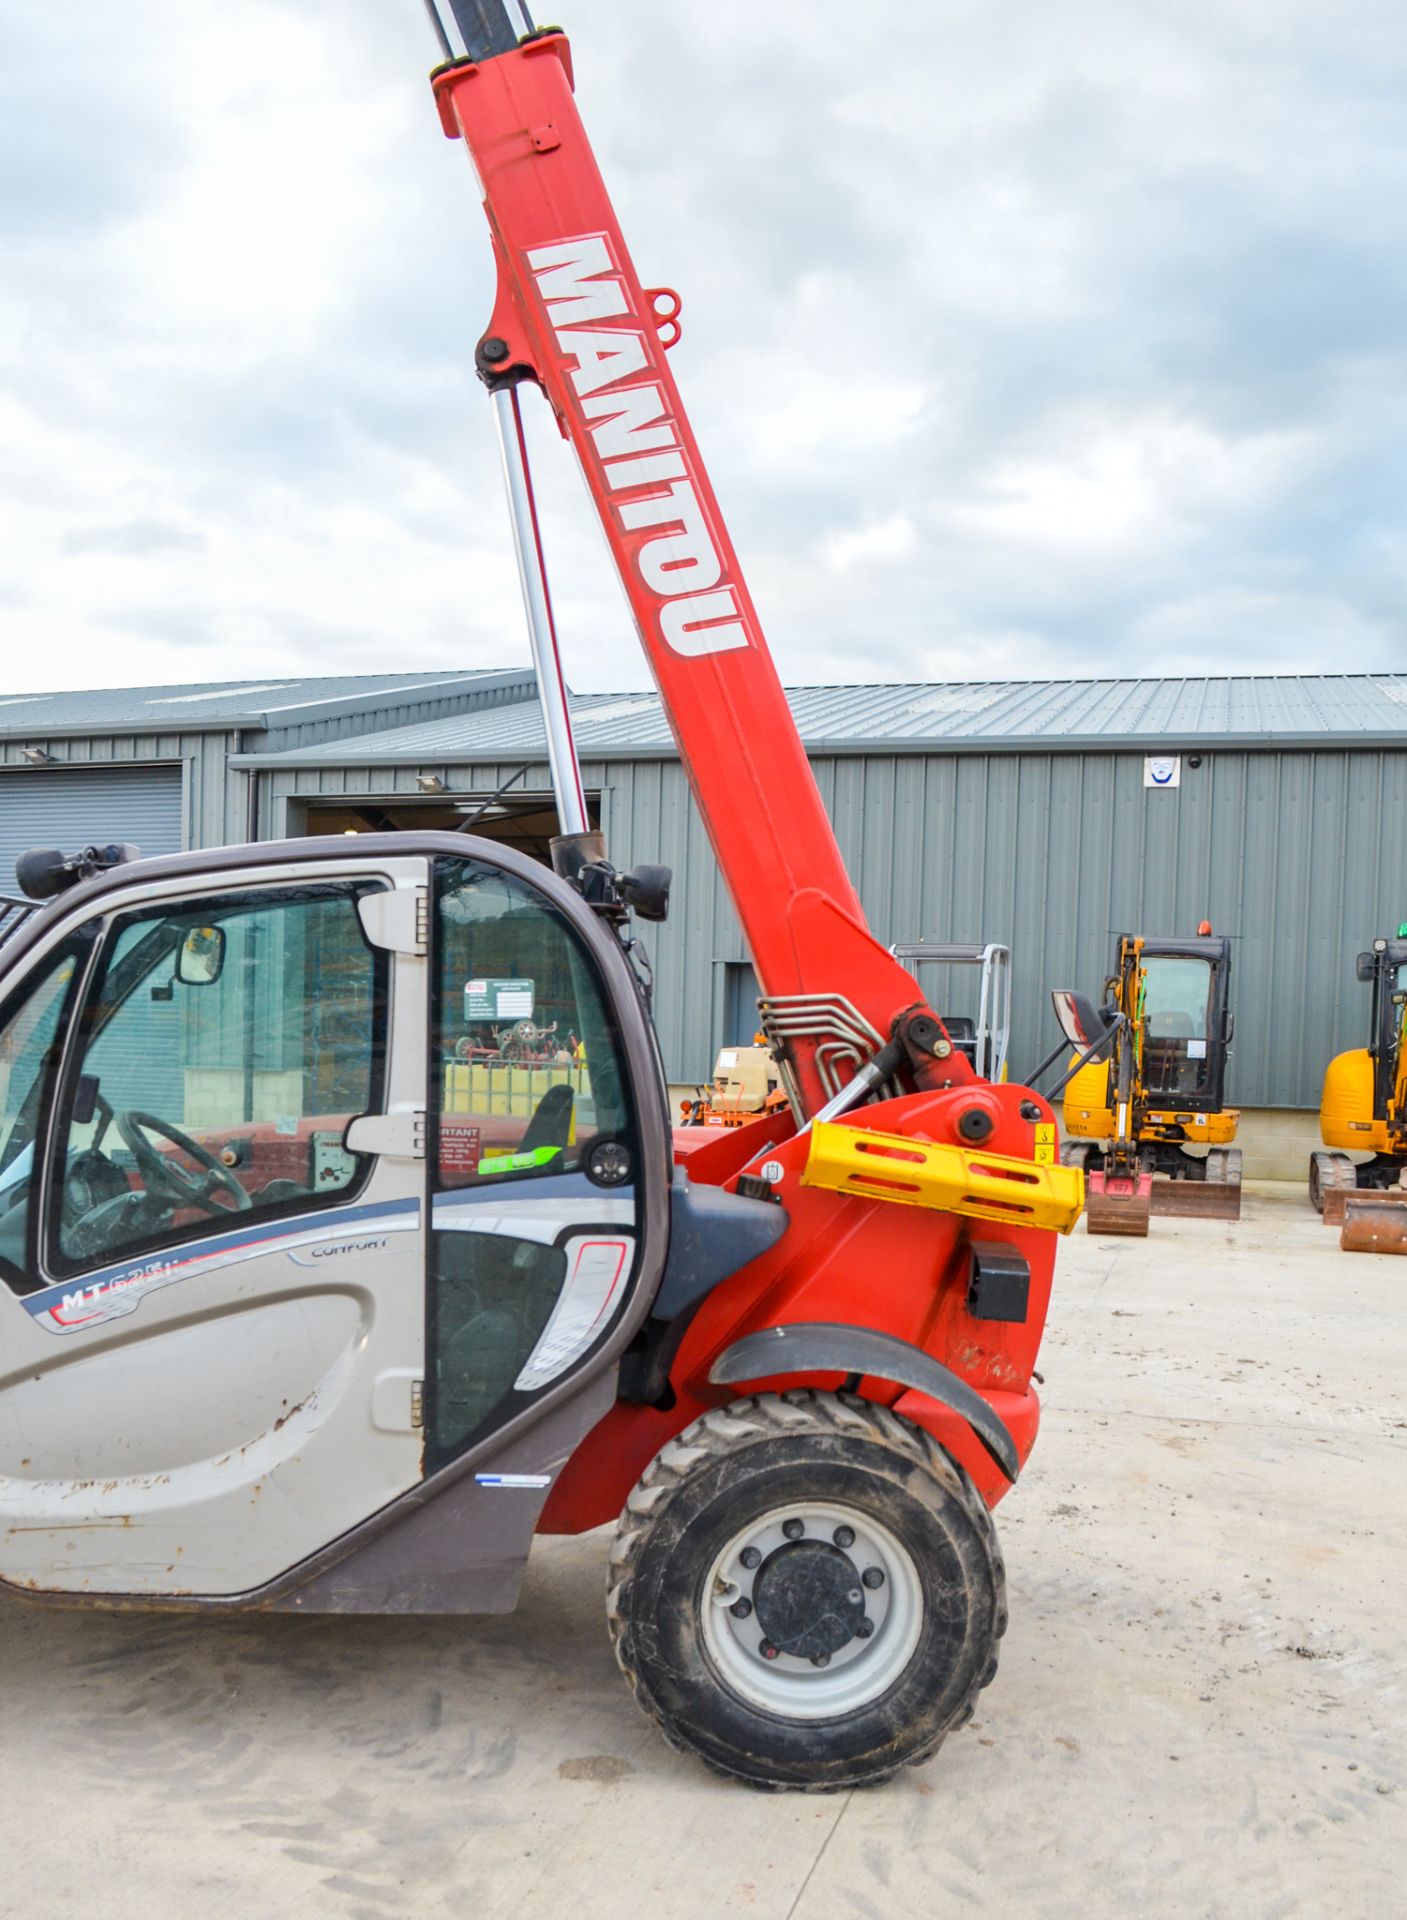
[
  {"left": 231, "top": 674, "right": 1407, "bottom": 766},
  {"left": 0, "top": 670, "right": 530, "bottom": 737}
]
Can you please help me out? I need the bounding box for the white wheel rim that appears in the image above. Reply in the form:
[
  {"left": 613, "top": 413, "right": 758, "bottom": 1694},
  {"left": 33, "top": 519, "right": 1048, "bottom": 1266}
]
[{"left": 699, "top": 1500, "right": 924, "bottom": 1720}]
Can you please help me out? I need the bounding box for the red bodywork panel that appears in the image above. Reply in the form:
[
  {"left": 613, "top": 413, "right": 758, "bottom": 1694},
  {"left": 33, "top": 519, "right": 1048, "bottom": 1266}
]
[
  {"left": 542, "top": 1079, "right": 1056, "bottom": 1527},
  {"left": 431, "top": 32, "right": 1063, "bottom": 1523}
]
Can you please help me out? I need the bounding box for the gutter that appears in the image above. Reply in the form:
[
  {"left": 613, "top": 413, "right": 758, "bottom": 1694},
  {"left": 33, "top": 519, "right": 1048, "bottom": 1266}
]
[{"left": 228, "top": 728, "right": 1407, "bottom": 770}]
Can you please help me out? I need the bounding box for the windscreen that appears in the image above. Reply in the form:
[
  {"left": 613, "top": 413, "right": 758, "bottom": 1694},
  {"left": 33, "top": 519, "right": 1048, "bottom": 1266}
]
[{"left": 1139, "top": 957, "right": 1213, "bottom": 1100}]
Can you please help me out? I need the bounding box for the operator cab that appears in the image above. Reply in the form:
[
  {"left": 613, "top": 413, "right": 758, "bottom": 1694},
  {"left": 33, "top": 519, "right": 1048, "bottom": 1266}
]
[{"left": 1112, "top": 935, "right": 1233, "bottom": 1114}]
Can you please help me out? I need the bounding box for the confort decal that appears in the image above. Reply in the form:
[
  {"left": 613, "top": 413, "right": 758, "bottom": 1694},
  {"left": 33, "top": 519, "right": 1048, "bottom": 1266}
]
[{"left": 24, "top": 1198, "right": 419, "bottom": 1336}]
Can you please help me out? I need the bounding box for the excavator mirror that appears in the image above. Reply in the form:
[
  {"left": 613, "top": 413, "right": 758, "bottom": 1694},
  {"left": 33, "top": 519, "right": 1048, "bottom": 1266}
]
[
  {"left": 1050, "top": 988, "right": 1104, "bottom": 1050},
  {"left": 1357, "top": 952, "right": 1376, "bottom": 984}
]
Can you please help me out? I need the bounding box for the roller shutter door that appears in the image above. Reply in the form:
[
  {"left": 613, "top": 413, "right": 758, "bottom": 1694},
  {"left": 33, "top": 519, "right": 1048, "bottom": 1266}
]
[{"left": 0, "top": 765, "right": 183, "bottom": 895}]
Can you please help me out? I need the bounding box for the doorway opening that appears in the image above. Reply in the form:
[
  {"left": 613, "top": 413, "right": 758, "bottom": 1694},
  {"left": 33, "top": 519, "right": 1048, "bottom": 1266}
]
[{"left": 297, "top": 789, "right": 601, "bottom": 866}]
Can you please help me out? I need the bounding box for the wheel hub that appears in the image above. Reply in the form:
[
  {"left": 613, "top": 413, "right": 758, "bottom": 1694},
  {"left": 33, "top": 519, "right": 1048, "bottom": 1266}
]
[
  {"left": 702, "top": 1500, "right": 921, "bottom": 1718},
  {"left": 752, "top": 1541, "right": 865, "bottom": 1660}
]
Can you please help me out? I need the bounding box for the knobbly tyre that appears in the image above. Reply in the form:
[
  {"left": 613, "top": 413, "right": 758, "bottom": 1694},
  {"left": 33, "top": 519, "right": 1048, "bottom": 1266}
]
[{"left": 0, "top": 4, "right": 1083, "bottom": 1790}]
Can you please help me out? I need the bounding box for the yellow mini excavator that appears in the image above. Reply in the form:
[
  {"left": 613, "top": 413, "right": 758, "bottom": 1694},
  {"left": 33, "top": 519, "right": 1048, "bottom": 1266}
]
[
  {"left": 1311, "top": 930, "right": 1407, "bottom": 1233},
  {"left": 1054, "top": 929, "right": 1240, "bottom": 1235}
]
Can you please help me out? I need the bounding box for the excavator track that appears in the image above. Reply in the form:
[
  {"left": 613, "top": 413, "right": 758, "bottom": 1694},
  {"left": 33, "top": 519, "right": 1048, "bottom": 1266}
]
[{"left": 1313, "top": 1151, "right": 1365, "bottom": 1223}]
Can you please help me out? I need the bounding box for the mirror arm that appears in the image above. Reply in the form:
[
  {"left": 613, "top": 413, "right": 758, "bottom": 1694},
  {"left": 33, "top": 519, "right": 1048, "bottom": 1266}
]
[
  {"left": 1030, "top": 1016, "right": 1126, "bottom": 1099},
  {"left": 1025, "top": 1038, "right": 1070, "bottom": 1090}
]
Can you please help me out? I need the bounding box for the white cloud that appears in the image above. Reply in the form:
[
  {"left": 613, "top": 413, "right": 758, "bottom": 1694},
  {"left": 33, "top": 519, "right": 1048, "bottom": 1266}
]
[
  {"left": 0, "top": 0, "right": 1402, "bottom": 696},
  {"left": 822, "top": 513, "right": 919, "bottom": 574}
]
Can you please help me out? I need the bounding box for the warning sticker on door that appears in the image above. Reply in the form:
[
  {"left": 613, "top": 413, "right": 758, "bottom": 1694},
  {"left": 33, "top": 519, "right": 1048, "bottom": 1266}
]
[
  {"left": 1033, "top": 1123, "right": 1056, "bottom": 1164},
  {"left": 440, "top": 1123, "right": 482, "bottom": 1176}
]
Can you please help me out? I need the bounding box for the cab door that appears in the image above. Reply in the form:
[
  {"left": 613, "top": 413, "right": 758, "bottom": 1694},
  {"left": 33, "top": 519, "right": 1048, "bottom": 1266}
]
[
  {"left": 424, "top": 851, "right": 657, "bottom": 1473},
  {"left": 0, "top": 855, "right": 429, "bottom": 1598}
]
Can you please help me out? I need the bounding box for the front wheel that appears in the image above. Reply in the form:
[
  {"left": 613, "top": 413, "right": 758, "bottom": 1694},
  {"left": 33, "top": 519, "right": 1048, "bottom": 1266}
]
[{"left": 606, "top": 1391, "right": 1007, "bottom": 1791}]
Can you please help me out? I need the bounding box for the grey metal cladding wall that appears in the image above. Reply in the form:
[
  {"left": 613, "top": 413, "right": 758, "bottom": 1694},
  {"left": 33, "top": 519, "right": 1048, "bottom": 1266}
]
[{"left": 818, "top": 748, "right": 1407, "bottom": 1111}]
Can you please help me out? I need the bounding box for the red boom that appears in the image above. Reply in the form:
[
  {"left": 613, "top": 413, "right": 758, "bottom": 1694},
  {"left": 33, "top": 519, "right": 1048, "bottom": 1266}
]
[{"left": 432, "top": 37, "right": 971, "bottom": 1115}]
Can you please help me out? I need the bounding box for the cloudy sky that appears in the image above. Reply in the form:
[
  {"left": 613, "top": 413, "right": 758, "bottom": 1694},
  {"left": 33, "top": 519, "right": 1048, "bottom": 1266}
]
[{"left": 2, "top": 0, "right": 1403, "bottom": 696}]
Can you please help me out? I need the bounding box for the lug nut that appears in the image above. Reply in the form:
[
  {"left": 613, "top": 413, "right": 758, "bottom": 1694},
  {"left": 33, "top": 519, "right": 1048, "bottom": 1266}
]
[
  {"left": 782, "top": 1518, "right": 805, "bottom": 1541},
  {"left": 811, "top": 1652, "right": 830, "bottom": 1668},
  {"left": 833, "top": 1525, "right": 855, "bottom": 1549},
  {"left": 730, "top": 1597, "right": 753, "bottom": 1619},
  {"left": 862, "top": 1566, "right": 885, "bottom": 1590},
  {"left": 846, "top": 1588, "right": 862, "bottom": 1605},
  {"left": 855, "top": 1619, "right": 875, "bottom": 1639},
  {"left": 740, "top": 1546, "right": 761, "bottom": 1570},
  {"left": 760, "top": 1640, "right": 779, "bottom": 1661}
]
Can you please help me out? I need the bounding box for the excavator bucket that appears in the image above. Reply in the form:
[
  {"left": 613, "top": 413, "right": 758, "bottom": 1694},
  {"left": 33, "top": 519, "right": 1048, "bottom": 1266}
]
[
  {"left": 1149, "top": 1148, "right": 1242, "bottom": 1221},
  {"left": 1341, "top": 1194, "right": 1407, "bottom": 1254},
  {"left": 1084, "top": 1167, "right": 1153, "bottom": 1237},
  {"left": 1321, "top": 1184, "right": 1362, "bottom": 1226}
]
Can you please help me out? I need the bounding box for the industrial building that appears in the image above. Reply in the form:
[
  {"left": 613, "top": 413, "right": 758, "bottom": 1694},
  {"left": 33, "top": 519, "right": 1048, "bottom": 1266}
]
[{"left": 4, "top": 671, "right": 1405, "bottom": 1153}]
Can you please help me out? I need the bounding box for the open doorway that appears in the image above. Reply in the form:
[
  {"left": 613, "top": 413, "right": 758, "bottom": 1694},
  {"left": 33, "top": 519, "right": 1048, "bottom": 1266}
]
[{"left": 296, "top": 788, "right": 601, "bottom": 865}]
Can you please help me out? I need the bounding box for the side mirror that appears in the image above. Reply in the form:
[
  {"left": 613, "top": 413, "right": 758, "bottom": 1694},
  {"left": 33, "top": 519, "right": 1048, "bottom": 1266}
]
[
  {"left": 1050, "top": 988, "right": 1107, "bottom": 1050},
  {"left": 177, "top": 925, "right": 225, "bottom": 986},
  {"left": 1356, "top": 952, "right": 1375, "bottom": 984},
  {"left": 617, "top": 863, "right": 671, "bottom": 923}
]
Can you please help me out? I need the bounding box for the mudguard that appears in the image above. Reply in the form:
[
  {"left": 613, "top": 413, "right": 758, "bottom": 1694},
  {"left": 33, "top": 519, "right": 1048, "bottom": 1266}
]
[{"left": 707, "top": 1321, "right": 1020, "bottom": 1483}]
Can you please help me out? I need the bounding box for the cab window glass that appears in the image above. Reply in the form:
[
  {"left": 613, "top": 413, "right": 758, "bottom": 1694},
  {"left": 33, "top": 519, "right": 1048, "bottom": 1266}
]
[
  {"left": 1139, "top": 957, "right": 1213, "bottom": 1097},
  {"left": 428, "top": 857, "right": 639, "bottom": 1466},
  {"left": 433, "top": 859, "right": 631, "bottom": 1190},
  {"left": 52, "top": 885, "right": 385, "bottom": 1278},
  {"left": 0, "top": 940, "right": 88, "bottom": 1291}
]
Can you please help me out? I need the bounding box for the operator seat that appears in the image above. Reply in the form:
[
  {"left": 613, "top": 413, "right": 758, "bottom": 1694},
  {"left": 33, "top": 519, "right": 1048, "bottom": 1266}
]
[{"left": 521, "top": 1081, "right": 574, "bottom": 1154}]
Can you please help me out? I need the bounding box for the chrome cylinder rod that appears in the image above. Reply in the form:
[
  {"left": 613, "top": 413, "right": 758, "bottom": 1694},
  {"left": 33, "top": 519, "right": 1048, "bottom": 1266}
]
[{"left": 491, "top": 383, "right": 589, "bottom": 837}]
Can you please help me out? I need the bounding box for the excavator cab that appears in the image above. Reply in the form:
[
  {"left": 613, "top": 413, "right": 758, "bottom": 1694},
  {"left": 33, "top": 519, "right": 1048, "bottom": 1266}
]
[
  {"left": 1312, "top": 933, "right": 1407, "bottom": 1224},
  {"left": 1057, "top": 931, "right": 1240, "bottom": 1234}
]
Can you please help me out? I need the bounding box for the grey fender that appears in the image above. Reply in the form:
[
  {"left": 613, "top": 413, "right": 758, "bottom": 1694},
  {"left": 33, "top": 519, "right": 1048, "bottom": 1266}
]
[{"left": 707, "top": 1321, "right": 1020, "bottom": 1484}]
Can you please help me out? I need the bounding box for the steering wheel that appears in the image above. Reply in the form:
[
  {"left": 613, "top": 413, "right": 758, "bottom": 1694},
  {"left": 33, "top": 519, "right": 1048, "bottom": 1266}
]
[{"left": 116, "top": 1110, "right": 252, "bottom": 1214}]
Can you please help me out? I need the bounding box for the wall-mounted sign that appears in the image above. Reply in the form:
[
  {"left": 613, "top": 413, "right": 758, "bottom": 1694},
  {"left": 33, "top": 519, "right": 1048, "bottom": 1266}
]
[{"left": 1144, "top": 756, "right": 1181, "bottom": 789}]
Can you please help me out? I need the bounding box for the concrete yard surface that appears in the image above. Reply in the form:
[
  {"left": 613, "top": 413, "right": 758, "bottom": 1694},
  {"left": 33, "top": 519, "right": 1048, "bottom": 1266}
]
[{"left": 0, "top": 1183, "right": 1402, "bottom": 1919}]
